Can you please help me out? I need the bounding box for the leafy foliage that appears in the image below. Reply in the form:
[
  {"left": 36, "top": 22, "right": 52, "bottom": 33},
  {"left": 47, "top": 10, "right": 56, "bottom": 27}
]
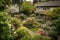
[
  {"left": 19, "top": 14, "right": 27, "bottom": 21},
  {"left": 32, "top": 34, "right": 50, "bottom": 40},
  {"left": 21, "top": 2, "right": 34, "bottom": 15},
  {"left": 46, "top": 7, "right": 60, "bottom": 30},
  {"left": 46, "top": 7, "right": 60, "bottom": 40},
  {"left": 42, "top": 36, "right": 50, "bottom": 40},
  {"left": 0, "top": 11, "right": 15, "bottom": 40},
  {"left": 23, "top": 17, "right": 40, "bottom": 29},
  {"left": 0, "top": 0, "right": 11, "bottom": 10},
  {"left": 12, "top": 0, "right": 23, "bottom": 5},
  {"left": 32, "top": 34, "right": 42, "bottom": 40},
  {"left": 11, "top": 17, "right": 21, "bottom": 29},
  {"left": 16, "top": 27, "right": 32, "bottom": 40}
]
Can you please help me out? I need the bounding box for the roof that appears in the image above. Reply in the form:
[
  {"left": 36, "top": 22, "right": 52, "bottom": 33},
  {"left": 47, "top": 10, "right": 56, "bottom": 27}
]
[{"left": 37, "top": 1, "right": 60, "bottom": 7}]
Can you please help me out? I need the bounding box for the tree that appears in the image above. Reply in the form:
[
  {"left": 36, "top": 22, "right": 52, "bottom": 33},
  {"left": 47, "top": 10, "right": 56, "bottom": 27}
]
[
  {"left": 21, "top": 2, "right": 34, "bottom": 16},
  {"left": 0, "top": 0, "right": 11, "bottom": 10},
  {"left": 12, "top": 0, "right": 23, "bottom": 5}
]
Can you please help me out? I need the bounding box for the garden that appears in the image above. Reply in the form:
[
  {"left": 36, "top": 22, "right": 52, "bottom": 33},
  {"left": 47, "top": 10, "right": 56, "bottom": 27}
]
[{"left": 0, "top": 0, "right": 60, "bottom": 40}]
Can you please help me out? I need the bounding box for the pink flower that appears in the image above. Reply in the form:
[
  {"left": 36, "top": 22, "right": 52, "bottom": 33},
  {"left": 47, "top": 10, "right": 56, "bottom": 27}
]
[{"left": 37, "top": 30, "right": 46, "bottom": 36}]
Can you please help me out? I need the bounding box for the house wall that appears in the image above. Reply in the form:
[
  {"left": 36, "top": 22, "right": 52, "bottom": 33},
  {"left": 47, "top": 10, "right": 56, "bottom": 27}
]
[{"left": 35, "top": 6, "right": 59, "bottom": 13}]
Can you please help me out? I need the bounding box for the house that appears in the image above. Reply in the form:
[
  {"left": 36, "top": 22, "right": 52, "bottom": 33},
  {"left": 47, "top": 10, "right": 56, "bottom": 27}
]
[
  {"left": 34, "top": 0, "right": 60, "bottom": 23},
  {"left": 35, "top": 1, "right": 60, "bottom": 13}
]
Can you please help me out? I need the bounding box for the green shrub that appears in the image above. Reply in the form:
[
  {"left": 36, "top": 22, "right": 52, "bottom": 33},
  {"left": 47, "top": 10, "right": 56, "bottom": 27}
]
[
  {"left": 32, "top": 34, "right": 42, "bottom": 40},
  {"left": 19, "top": 14, "right": 27, "bottom": 21},
  {"left": 16, "top": 27, "right": 32, "bottom": 40},
  {"left": 0, "top": 11, "right": 15, "bottom": 40},
  {"left": 46, "top": 7, "right": 60, "bottom": 35},
  {"left": 48, "top": 31, "right": 58, "bottom": 40},
  {"left": 48, "top": 31, "right": 58, "bottom": 37},
  {"left": 32, "top": 34, "right": 50, "bottom": 40},
  {"left": 42, "top": 36, "right": 50, "bottom": 40},
  {"left": 21, "top": 2, "right": 34, "bottom": 16},
  {"left": 30, "top": 14, "right": 36, "bottom": 17},
  {"left": 11, "top": 17, "right": 21, "bottom": 29},
  {"left": 23, "top": 18, "right": 40, "bottom": 29}
]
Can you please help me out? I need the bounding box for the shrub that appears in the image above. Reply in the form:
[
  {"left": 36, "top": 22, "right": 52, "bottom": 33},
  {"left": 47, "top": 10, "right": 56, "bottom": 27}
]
[
  {"left": 32, "top": 34, "right": 42, "bottom": 40},
  {"left": 42, "top": 36, "right": 50, "bottom": 40},
  {"left": 0, "top": 11, "right": 15, "bottom": 40},
  {"left": 32, "top": 34, "right": 50, "bottom": 40},
  {"left": 16, "top": 27, "right": 32, "bottom": 40},
  {"left": 21, "top": 2, "right": 34, "bottom": 16},
  {"left": 37, "top": 29, "right": 47, "bottom": 36},
  {"left": 19, "top": 14, "right": 27, "bottom": 21},
  {"left": 48, "top": 31, "right": 58, "bottom": 40},
  {"left": 45, "top": 7, "right": 60, "bottom": 40},
  {"left": 46, "top": 7, "right": 60, "bottom": 35},
  {"left": 11, "top": 17, "right": 21, "bottom": 29},
  {"left": 23, "top": 17, "right": 40, "bottom": 29}
]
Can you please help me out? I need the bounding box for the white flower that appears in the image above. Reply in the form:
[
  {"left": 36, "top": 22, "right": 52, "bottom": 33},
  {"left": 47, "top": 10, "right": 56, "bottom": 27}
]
[
  {"left": 8, "top": 5, "right": 19, "bottom": 13},
  {"left": 14, "top": 32, "right": 16, "bottom": 34},
  {"left": 8, "top": 24, "right": 11, "bottom": 27},
  {"left": 8, "top": 24, "right": 11, "bottom": 29},
  {"left": 12, "top": 29, "right": 15, "bottom": 31}
]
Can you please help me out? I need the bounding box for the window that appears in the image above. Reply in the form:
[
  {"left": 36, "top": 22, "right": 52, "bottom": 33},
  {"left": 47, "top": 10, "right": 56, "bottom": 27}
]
[{"left": 43, "top": 8, "right": 46, "bottom": 10}]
